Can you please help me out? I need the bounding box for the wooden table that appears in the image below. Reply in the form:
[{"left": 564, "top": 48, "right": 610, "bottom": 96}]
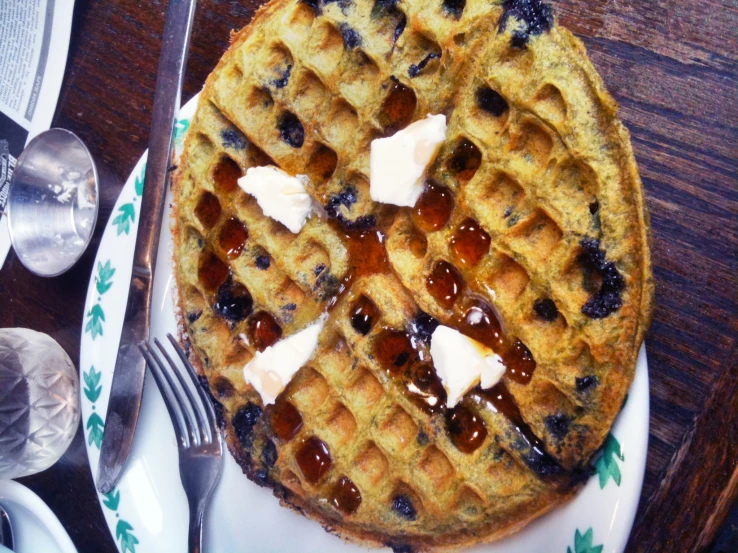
[{"left": 2, "top": 1, "right": 736, "bottom": 551}]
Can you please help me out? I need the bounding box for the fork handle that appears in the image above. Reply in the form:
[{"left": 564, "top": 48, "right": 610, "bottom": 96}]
[{"left": 188, "top": 503, "right": 205, "bottom": 553}]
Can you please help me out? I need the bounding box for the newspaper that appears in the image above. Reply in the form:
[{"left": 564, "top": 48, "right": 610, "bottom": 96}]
[{"left": 0, "top": 0, "right": 75, "bottom": 267}]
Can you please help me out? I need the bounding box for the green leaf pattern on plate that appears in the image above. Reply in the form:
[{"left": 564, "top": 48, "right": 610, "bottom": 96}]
[
  {"left": 103, "top": 490, "right": 121, "bottom": 511},
  {"left": 96, "top": 260, "right": 116, "bottom": 295},
  {"left": 81, "top": 122, "right": 192, "bottom": 553},
  {"left": 84, "top": 303, "right": 106, "bottom": 339},
  {"left": 595, "top": 433, "right": 625, "bottom": 489},
  {"left": 173, "top": 119, "right": 190, "bottom": 148},
  {"left": 85, "top": 412, "right": 105, "bottom": 449},
  {"left": 83, "top": 365, "right": 140, "bottom": 551},
  {"left": 112, "top": 203, "right": 136, "bottom": 235},
  {"left": 112, "top": 163, "right": 146, "bottom": 236},
  {"left": 116, "top": 520, "right": 140, "bottom": 553},
  {"left": 83, "top": 365, "right": 102, "bottom": 402},
  {"left": 84, "top": 260, "right": 116, "bottom": 340},
  {"left": 567, "top": 528, "right": 604, "bottom": 553},
  {"left": 134, "top": 164, "right": 145, "bottom": 197}
]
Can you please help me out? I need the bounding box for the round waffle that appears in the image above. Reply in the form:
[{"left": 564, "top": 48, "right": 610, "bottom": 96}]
[{"left": 172, "top": 0, "right": 653, "bottom": 550}]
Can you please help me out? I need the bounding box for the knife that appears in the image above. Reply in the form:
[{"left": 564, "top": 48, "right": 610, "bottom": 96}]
[{"left": 97, "top": 0, "right": 197, "bottom": 495}]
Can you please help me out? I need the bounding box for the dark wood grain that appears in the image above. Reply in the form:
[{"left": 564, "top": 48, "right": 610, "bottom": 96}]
[{"left": 2, "top": 1, "right": 737, "bottom": 552}]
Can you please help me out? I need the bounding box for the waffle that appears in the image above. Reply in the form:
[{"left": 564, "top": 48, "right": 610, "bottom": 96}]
[{"left": 171, "top": 0, "right": 653, "bottom": 550}]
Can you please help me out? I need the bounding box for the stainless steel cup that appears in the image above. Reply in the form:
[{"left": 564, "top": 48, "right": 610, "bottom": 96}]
[{"left": 6, "top": 128, "right": 98, "bottom": 277}]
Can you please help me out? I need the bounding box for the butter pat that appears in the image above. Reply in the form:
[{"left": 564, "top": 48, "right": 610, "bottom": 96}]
[
  {"left": 237, "top": 166, "right": 312, "bottom": 233},
  {"left": 369, "top": 114, "right": 447, "bottom": 207},
  {"left": 430, "top": 325, "right": 506, "bottom": 408},
  {"left": 243, "top": 317, "right": 325, "bottom": 405}
]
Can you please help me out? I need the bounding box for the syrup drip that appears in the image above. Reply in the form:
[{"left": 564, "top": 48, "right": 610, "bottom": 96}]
[
  {"left": 426, "top": 260, "right": 464, "bottom": 309},
  {"left": 447, "top": 405, "right": 487, "bottom": 453},
  {"left": 373, "top": 329, "right": 446, "bottom": 414},
  {"left": 449, "top": 218, "right": 490, "bottom": 267},
  {"left": 350, "top": 295, "right": 378, "bottom": 335},
  {"left": 248, "top": 311, "right": 283, "bottom": 351},
  {"left": 374, "top": 329, "right": 416, "bottom": 374},
  {"left": 198, "top": 250, "right": 229, "bottom": 292},
  {"left": 446, "top": 289, "right": 537, "bottom": 384},
  {"left": 413, "top": 181, "right": 454, "bottom": 232},
  {"left": 454, "top": 299, "right": 504, "bottom": 350},
  {"left": 213, "top": 156, "right": 242, "bottom": 194},
  {"left": 329, "top": 476, "right": 362, "bottom": 515},
  {"left": 502, "top": 339, "right": 536, "bottom": 385},
  {"left": 407, "top": 363, "right": 446, "bottom": 414},
  {"left": 295, "top": 436, "right": 332, "bottom": 485},
  {"left": 346, "top": 228, "right": 391, "bottom": 277},
  {"left": 378, "top": 80, "right": 417, "bottom": 135},
  {"left": 479, "top": 384, "right": 538, "bottom": 445},
  {"left": 270, "top": 397, "right": 303, "bottom": 441},
  {"left": 328, "top": 224, "right": 391, "bottom": 311},
  {"left": 218, "top": 217, "right": 249, "bottom": 260},
  {"left": 195, "top": 192, "right": 222, "bottom": 229},
  {"left": 481, "top": 382, "right": 528, "bottom": 424},
  {"left": 469, "top": 384, "right": 567, "bottom": 482}
]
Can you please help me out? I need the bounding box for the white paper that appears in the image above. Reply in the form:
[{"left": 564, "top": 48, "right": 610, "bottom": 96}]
[{"left": 0, "top": 0, "right": 75, "bottom": 267}]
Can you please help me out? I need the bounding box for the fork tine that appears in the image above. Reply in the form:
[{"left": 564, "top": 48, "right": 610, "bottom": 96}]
[
  {"left": 153, "top": 337, "right": 210, "bottom": 445},
  {"left": 148, "top": 339, "right": 200, "bottom": 447},
  {"left": 167, "top": 333, "right": 217, "bottom": 444},
  {"left": 139, "top": 342, "right": 191, "bottom": 449}
]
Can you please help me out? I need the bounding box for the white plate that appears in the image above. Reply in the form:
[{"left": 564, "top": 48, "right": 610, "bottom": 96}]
[
  {"left": 0, "top": 479, "right": 77, "bottom": 553},
  {"left": 79, "top": 94, "right": 649, "bottom": 553}
]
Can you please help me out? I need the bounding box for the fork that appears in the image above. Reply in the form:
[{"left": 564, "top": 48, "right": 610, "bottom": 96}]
[{"left": 139, "top": 334, "right": 223, "bottom": 553}]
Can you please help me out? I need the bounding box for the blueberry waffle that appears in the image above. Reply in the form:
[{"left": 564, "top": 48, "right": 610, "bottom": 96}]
[{"left": 172, "top": 0, "right": 653, "bottom": 550}]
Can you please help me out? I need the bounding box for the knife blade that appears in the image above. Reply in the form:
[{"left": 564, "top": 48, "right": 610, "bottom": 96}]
[{"left": 97, "top": 0, "right": 197, "bottom": 495}]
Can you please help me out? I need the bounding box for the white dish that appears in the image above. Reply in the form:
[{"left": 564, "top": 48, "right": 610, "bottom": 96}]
[
  {"left": 0, "top": 479, "right": 77, "bottom": 553},
  {"left": 79, "top": 94, "right": 649, "bottom": 553}
]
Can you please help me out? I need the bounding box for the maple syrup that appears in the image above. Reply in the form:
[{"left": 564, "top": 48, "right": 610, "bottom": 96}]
[
  {"left": 350, "top": 295, "right": 378, "bottom": 335},
  {"left": 480, "top": 383, "right": 524, "bottom": 429},
  {"left": 329, "top": 476, "right": 362, "bottom": 515},
  {"left": 198, "top": 250, "right": 229, "bottom": 292},
  {"left": 379, "top": 79, "right": 417, "bottom": 135},
  {"left": 478, "top": 383, "right": 562, "bottom": 479},
  {"left": 270, "top": 397, "right": 303, "bottom": 441},
  {"left": 346, "top": 228, "right": 391, "bottom": 277},
  {"left": 213, "top": 156, "right": 242, "bottom": 194},
  {"left": 374, "top": 329, "right": 416, "bottom": 374},
  {"left": 447, "top": 139, "right": 481, "bottom": 182},
  {"left": 328, "top": 225, "right": 391, "bottom": 311},
  {"left": 413, "top": 181, "right": 454, "bottom": 232},
  {"left": 218, "top": 217, "right": 249, "bottom": 260},
  {"left": 502, "top": 339, "right": 536, "bottom": 385},
  {"left": 447, "top": 405, "right": 487, "bottom": 453},
  {"left": 295, "top": 436, "right": 332, "bottom": 484},
  {"left": 248, "top": 311, "right": 283, "bottom": 351},
  {"left": 194, "top": 192, "right": 222, "bottom": 229},
  {"left": 449, "top": 218, "right": 490, "bottom": 267},
  {"left": 407, "top": 363, "right": 447, "bottom": 413},
  {"left": 426, "top": 260, "right": 464, "bottom": 309},
  {"left": 456, "top": 299, "right": 503, "bottom": 350}
]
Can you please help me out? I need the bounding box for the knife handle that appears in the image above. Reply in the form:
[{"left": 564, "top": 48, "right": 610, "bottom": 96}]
[{"left": 134, "top": 0, "right": 197, "bottom": 272}]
